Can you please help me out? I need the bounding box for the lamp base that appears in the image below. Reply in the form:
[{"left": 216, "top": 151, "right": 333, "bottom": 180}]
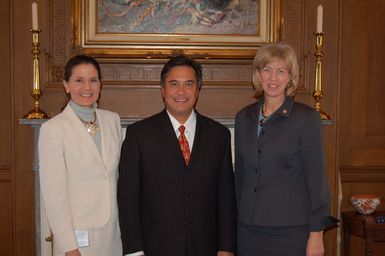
[
  {"left": 315, "top": 108, "right": 331, "bottom": 121},
  {"left": 23, "top": 107, "right": 48, "bottom": 119}
]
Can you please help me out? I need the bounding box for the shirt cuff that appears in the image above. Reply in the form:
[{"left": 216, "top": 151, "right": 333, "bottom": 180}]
[{"left": 125, "top": 251, "right": 145, "bottom": 256}]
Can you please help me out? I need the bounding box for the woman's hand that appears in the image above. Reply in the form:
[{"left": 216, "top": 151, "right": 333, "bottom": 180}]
[
  {"left": 65, "top": 249, "right": 81, "bottom": 256},
  {"left": 217, "top": 251, "right": 234, "bottom": 256},
  {"left": 306, "top": 231, "right": 324, "bottom": 256}
]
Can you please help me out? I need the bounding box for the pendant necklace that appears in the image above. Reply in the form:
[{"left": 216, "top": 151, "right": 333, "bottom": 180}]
[
  {"left": 259, "top": 103, "right": 270, "bottom": 126},
  {"left": 79, "top": 113, "right": 98, "bottom": 136}
]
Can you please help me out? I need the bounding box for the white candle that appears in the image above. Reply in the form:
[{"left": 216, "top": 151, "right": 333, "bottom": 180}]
[
  {"left": 32, "top": 2, "right": 38, "bottom": 30},
  {"left": 316, "top": 4, "right": 323, "bottom": 33}
]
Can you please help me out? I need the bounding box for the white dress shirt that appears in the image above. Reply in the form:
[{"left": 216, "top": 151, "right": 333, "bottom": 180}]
[{"left": 167, "top": 110, "right": 196, "bottom": 151}]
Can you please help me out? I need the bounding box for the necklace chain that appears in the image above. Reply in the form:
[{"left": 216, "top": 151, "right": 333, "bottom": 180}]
[
  {"left": 260, "top": 103, "right": 269, "bottom": 126},
  {"left": 79, "top": 113, "right": 98, "bottom": 136}
]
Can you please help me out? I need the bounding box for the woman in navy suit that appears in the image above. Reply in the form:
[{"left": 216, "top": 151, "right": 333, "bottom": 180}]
[{"left": 235, "top": 43, "right": 336, "bottom": 256}]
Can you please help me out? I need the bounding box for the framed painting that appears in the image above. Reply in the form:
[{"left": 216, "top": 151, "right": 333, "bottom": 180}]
[{"left": 73, "top": 0, "right": 282, "bottom": 59}]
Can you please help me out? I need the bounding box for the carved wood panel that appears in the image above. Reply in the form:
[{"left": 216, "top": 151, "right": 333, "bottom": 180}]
[
  {"left": 0, "top": 0, "right": 14, "bottom": 254},
  {"left": 339, "top": 2, "right": 385, "bottom": 254},
  {"left": 339, "top": 0, "right": 385, "bottom": 167},
  {"left": 0, "top": 174, "right": 14, "bottom": 256}
]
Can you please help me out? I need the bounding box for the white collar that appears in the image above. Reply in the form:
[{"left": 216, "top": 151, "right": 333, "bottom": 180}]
[{"left": 167, "top": 110, "right": 197, "bottom": 135}]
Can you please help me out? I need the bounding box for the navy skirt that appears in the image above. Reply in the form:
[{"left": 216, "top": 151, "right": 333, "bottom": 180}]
[{"left": 237, "top": 222, "right": 309, "bottom": 256}]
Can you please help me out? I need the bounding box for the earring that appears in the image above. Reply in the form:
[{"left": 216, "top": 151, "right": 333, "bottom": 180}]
[{"left": 286, "top": 81, "right": 292, "bottom": 88}]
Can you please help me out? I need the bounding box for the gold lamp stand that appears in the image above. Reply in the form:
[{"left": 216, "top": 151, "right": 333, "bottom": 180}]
[
  {"left": 313, "top": 32, "right": 331, "bottom": 120},
  {"left": 24, "top": 29, "right": 48, "bottom": 119}
]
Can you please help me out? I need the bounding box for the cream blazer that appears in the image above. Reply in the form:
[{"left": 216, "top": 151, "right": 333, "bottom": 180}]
[{"left": 38, "top": 104, "right": 122, "bottom": 253}]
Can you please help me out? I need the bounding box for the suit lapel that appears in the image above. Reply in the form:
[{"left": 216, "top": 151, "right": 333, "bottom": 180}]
[
  {"left": 64, "top": 105, "right": 106, "bottom": 174},
  {"left": 188, "top": 113, "right": 204, "bottom": 168},
  {"left": 96, "top": 110, "right": 111, "bottom": 175},
  {"left": 155, "top": 110, "right": 186, "bottom": 165},
  {"left": 246, "top": 102, "right": 261, "bottom": 167}
]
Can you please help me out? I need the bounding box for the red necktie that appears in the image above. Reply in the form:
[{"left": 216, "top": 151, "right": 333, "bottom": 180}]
[{"left": 178, "top": 125, "right": 191, "bottom": 165}]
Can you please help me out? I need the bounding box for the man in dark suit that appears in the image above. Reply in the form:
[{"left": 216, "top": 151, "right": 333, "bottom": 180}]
[{"left": 118, "top": 55, "right": 236, "bottom": 256}]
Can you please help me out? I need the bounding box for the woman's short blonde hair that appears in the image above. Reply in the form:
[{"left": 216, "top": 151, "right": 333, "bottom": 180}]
[{"left": 252, "top": 43, "right": 299, "bottom": 98}]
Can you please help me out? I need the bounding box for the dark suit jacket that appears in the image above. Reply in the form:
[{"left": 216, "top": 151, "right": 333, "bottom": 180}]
[
  {"left": 118, "top": 110, "right": 236, "bottom": 256},
  {"left": 235, "top": 96, "right": 332, "bottom": 231}
]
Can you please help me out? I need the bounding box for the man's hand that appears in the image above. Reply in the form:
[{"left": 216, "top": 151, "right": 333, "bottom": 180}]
[
  {"left": 217, "top": 251, "right": 234, "bottom": 256},
  {"left": 65, "top": 249, "right": 81, "bottom": 256},
  {"left": 306, "top": 231, "right": 324, "bottom": 256}
]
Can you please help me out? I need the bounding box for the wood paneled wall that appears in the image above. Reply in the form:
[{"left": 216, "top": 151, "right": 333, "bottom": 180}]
[
  {"left": 0, "top": 0, "right": 14, "bottom": 255},
  {"left": 2, "top": 0, "right": 385, "bottom": 255},
  {"left": 339, "top": 1, "right": 385, "bottom": 254}
]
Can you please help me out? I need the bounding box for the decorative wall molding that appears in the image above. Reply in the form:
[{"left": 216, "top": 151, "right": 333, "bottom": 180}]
[
  {"left": 282, "top": 0, "right": 307, "bottom": 91},
  {"left": 47, "top": 61, "right": 254, "bottom": 89},
  {"left": 51, "top": 0, "right": 68, "bottom": 63},
  {"left": 0, "top": 170, "right": 12, "bottom": 181},
  {"left": 340, "top": 166, "right": 385, "bottom": 182}
]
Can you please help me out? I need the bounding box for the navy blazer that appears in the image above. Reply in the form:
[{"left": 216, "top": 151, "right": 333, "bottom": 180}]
[
  {"left": 118, "top": 110, "right": 236, "bottom": 256},
  {"left": 234, "top": 96, "right": 332, "bottom": 231}
]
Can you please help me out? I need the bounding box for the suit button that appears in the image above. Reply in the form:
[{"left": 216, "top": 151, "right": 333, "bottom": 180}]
[
  {"left": 254, "top": 188, "right": 257, "bottom": 192},
  {"left": 254, "top": 168, "right": 258, "bottom": 173},
  {"left": 184, "top": 193, "right": 190, "bottom": 201},
  {"left": 257, "top": 149, "right": 261, "bottom": 154}
]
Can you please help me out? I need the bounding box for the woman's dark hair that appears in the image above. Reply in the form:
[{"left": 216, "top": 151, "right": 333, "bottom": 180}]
[
  {"left": 64, "top": 55, "right": 101, "bottom": 82},
  {"left": 160, "top": 55, "right": 202, "bottom": 89}
]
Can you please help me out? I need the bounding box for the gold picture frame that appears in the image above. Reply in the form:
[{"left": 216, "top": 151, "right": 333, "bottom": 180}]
[{"left": 72, "top": 0, "right": 282, "bottom": 59}]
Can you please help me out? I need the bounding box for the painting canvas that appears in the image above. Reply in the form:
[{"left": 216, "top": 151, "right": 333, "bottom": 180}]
[
  {"left": 98, "top": 0, "right": 260, "bottom": 35},
  {"left": 78, "top": 0, "right": 280, "bottom": 58}
]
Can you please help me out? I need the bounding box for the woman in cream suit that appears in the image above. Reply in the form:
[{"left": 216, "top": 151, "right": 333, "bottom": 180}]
[{"left": 38, "top": 55, "right": 122, "bottom": 256}]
